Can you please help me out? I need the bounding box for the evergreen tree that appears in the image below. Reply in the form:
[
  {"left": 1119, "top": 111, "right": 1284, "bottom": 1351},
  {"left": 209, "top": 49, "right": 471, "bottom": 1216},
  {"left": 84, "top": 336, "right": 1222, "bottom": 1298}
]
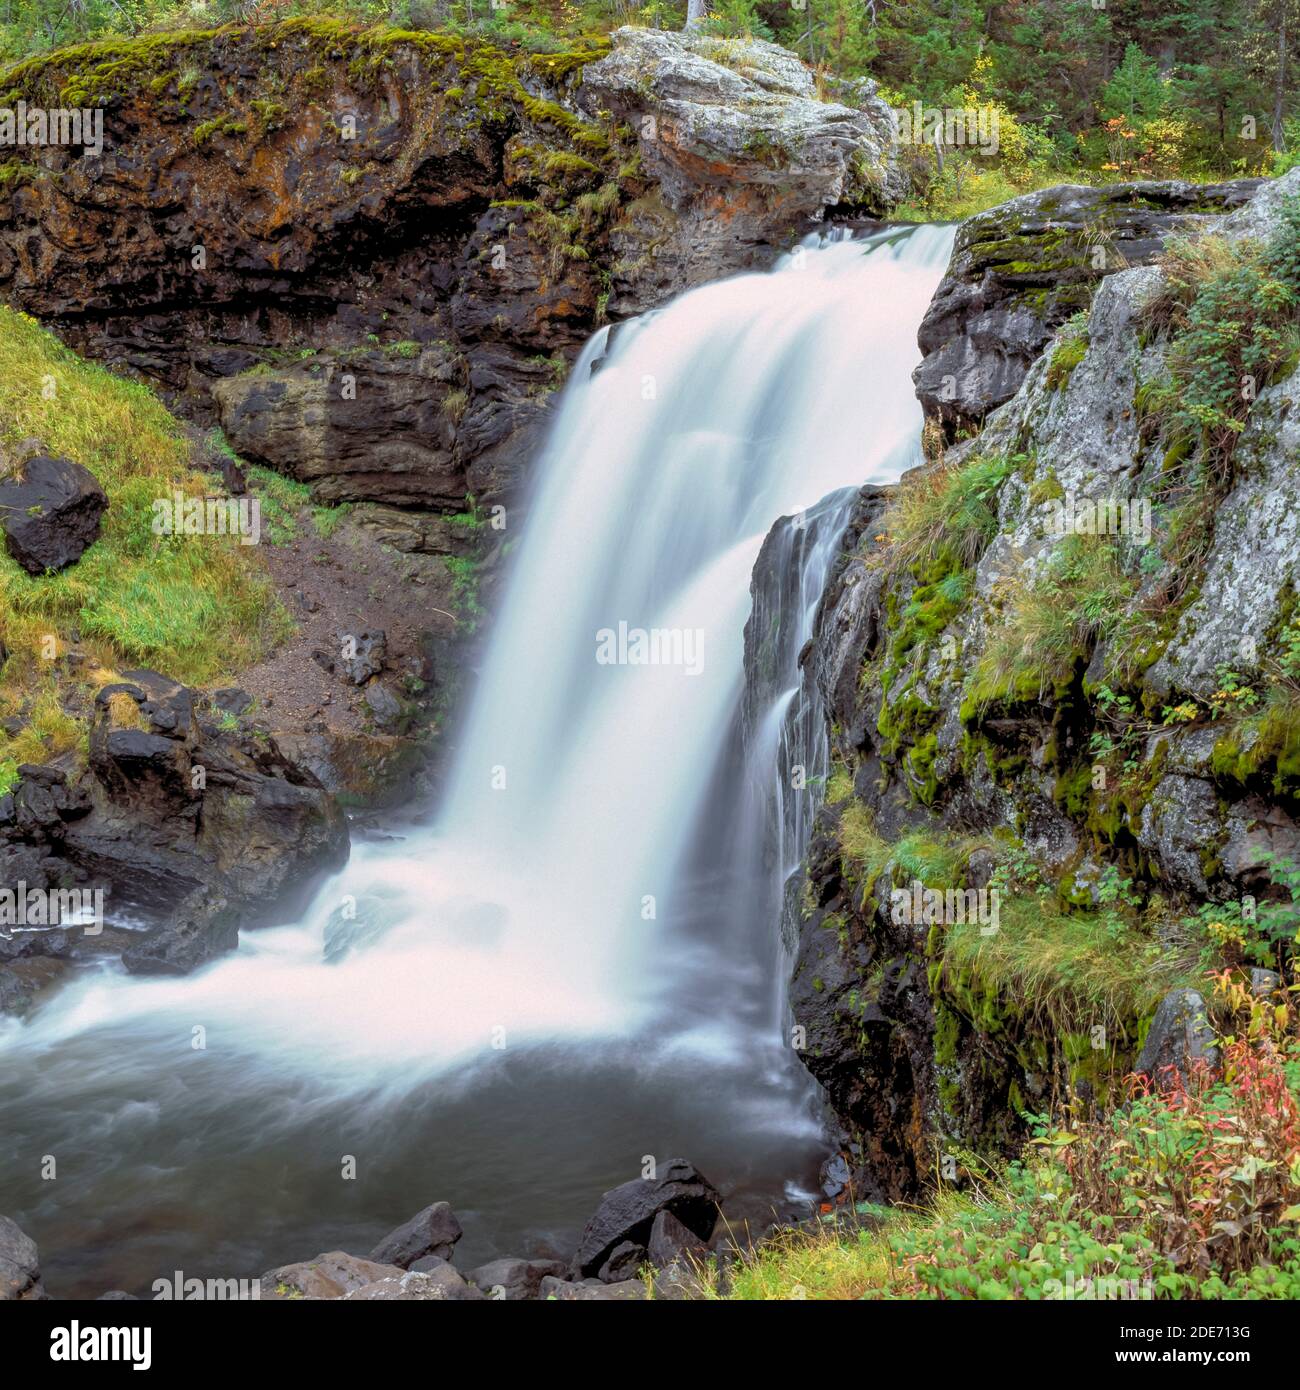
[{"left": 1100, "top": 41, "right": 1167, "bottom": 120}]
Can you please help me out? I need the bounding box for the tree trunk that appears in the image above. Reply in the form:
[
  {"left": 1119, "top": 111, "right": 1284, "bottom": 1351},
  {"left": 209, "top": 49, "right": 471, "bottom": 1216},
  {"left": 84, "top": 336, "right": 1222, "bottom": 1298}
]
[
  {"left": 1273, "top": 3, "right": 1288, "bottom": 152},
  {"left": 686, "top": 0, "right": 709, "bottom": 28}
]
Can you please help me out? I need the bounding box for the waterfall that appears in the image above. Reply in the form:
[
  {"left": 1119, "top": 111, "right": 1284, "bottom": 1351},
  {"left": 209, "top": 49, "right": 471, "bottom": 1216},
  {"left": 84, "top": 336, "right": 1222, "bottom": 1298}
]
[{"left": 0, "top": 223, "right": 955, "bottom": 1294}]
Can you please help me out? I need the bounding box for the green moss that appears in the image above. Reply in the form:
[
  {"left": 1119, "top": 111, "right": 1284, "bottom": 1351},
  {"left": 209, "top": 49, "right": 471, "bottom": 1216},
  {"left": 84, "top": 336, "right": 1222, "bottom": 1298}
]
[
  {"left": 1026, "top": 470, "right": 1065, "bottom": 506},
  {"left": 1209, "top": 696, "right": 1300, "bottom": 797},
  {"left": 1044, "top": 313, "right": 1090, "bottom": 390}
]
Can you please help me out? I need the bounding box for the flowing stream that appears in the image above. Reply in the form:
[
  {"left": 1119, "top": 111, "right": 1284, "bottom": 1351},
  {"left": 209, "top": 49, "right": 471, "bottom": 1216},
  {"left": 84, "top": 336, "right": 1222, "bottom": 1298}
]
[{"left": 0, "top": 224, "right": 954, "bottom": 1297}]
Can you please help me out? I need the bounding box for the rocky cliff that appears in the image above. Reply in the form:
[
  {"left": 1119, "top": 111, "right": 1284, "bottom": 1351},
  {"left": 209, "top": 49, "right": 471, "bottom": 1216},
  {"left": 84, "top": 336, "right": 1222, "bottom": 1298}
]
[
  {"left": 791, "top": 168, "right": 1300, "bottom": 1200},
  {"left": 0, "top": 20, "right": 904, "bottom": 516}
]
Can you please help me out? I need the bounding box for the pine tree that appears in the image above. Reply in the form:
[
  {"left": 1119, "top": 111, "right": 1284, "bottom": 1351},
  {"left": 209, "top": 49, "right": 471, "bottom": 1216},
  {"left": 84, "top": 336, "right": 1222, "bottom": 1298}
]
[{"left": 1100, "top": 42, "right": 1167, "bottom": 120}]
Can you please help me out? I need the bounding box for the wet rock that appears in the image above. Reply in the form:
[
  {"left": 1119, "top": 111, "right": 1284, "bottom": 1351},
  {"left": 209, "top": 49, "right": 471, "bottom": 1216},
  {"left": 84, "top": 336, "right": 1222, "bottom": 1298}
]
[
  {"left": 368, "top": 1201, "right": 463, "bottom": 1269},
  {"left": 0, "top": 453, "right": 107, "bottom": 574},
  {"left": 575, "top": 1159, "right": 721, "bottom": 1277},
  {"left": 273, "top": 729, "right": 425, "bottom": 809},
  {"left": 121, "top": 892, "right": 242, "bottom": 977},
  {"left": 96, "top": 672, "right": 344, "bottom": 899},
  {"left": 0, "top": 669, "right": 353, "bottom": 978},
  {"left": 0, "top": 1216, "right": 47, "bottom": 1300},
  {"left": 1136, "top": 989, "right": 1219, "bottom": 1087}
]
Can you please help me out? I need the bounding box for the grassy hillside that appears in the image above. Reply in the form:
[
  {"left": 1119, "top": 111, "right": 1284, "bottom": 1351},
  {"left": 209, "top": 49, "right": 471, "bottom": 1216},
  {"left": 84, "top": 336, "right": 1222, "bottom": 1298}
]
[{"left": 0, "top": 307, "right": 288, "bottom": 788}]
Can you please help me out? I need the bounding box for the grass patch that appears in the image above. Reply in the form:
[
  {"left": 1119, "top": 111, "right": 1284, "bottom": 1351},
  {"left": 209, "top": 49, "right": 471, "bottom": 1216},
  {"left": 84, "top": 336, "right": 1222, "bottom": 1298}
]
[
  {"left": 0, "top": 309, "right": 287, "bottom": 695},
  {"left": 872, "top": 453, "right": 1014, "bottom": 583},
  {"left": 968, "top": 534, "right": 1134, "bottom": 711}
]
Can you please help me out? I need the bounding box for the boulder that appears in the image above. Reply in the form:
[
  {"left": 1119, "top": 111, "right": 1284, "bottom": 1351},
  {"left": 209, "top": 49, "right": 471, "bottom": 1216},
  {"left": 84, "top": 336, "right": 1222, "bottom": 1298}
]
[
  {"left": 368, "top": 1201, "right": 463, "bottom": 1269},
  {"left": 575, "top": 1159, "right": 721, "bottom": 1277},
  {"left": 346, "top": 1266, "right": 487, "bottom": 1301},
  {"left": 646, "top": 1210, "right": 709, "bottom": 1269},
  {"left": 580, "top": 26, "right": 904, "bottom": 309},
  {"left": 65, "top": 669, "right": 349, "bottom": 925},
  {"left": 596, "top": 1240, "right": 646, "bottom": 1283},
  {"left": 1136, "top": 990, "right": 1220, "bottom": 1088},
  {"left": 913, "top": 179, "right": 1264, "bottom": 438},
  {"left": 212, "top": 349, "right": 466, "bottom": 509},
  {"left": 0, "top": 1216, "right": 47, "bottom": 1300},
  {"left": 0, "top": 668, "right": 349, "bottom": 1004},
  {"left": 465, "top": 1257, "right": 567, "bottom": 1301},
  {"left": 261, "top": 1251, "right": 405, "bottom": 1300},
  {"left": 0, "top": 452, "right": 107, "bottom": 574},
  {"left": 538, "top": 1275, "right": 647, "bottom": 1301},
  {"left": 120, "top": 891, "right": 242, "bottom": 977},
  {"left": 313, "top": 631, "right": 387, "bottom": 687}
]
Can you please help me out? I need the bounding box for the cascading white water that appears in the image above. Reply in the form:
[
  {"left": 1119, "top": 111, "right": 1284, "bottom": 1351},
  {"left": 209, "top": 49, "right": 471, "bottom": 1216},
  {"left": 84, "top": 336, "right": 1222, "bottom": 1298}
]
[{"left": 0, "top": 223, "right": 955, "bottom": 1294}]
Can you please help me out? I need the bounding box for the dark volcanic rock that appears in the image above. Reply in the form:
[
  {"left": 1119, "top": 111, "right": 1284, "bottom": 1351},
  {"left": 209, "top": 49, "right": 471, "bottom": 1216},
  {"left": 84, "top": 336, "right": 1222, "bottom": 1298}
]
[
  {"left": 575, "top": 1160, "right": 721, "bottom": 1278},
  {"left": 120, "top": 891, "right": 242, "bottom": 977},
  {"left": 596, "top": 1240, "right": 646, "bottom": 1283},
  {"left": 646, "top": 1210, "right": 709, "bottom": 1269},
  {"left": 0, "top": 668, "right": 349, "bottom": 1004},
  {"left": 368, "top": 1201, "right": 463, "bottom": 1269},
  {"left": 65, "top": 669, "right": 348, "bottom": 923},
  {"left": 913, "top": 179, "right": 1264, "bottom": 438},
  {"left": 0, "top": 453, "right": 107, "bottom": 574}
]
